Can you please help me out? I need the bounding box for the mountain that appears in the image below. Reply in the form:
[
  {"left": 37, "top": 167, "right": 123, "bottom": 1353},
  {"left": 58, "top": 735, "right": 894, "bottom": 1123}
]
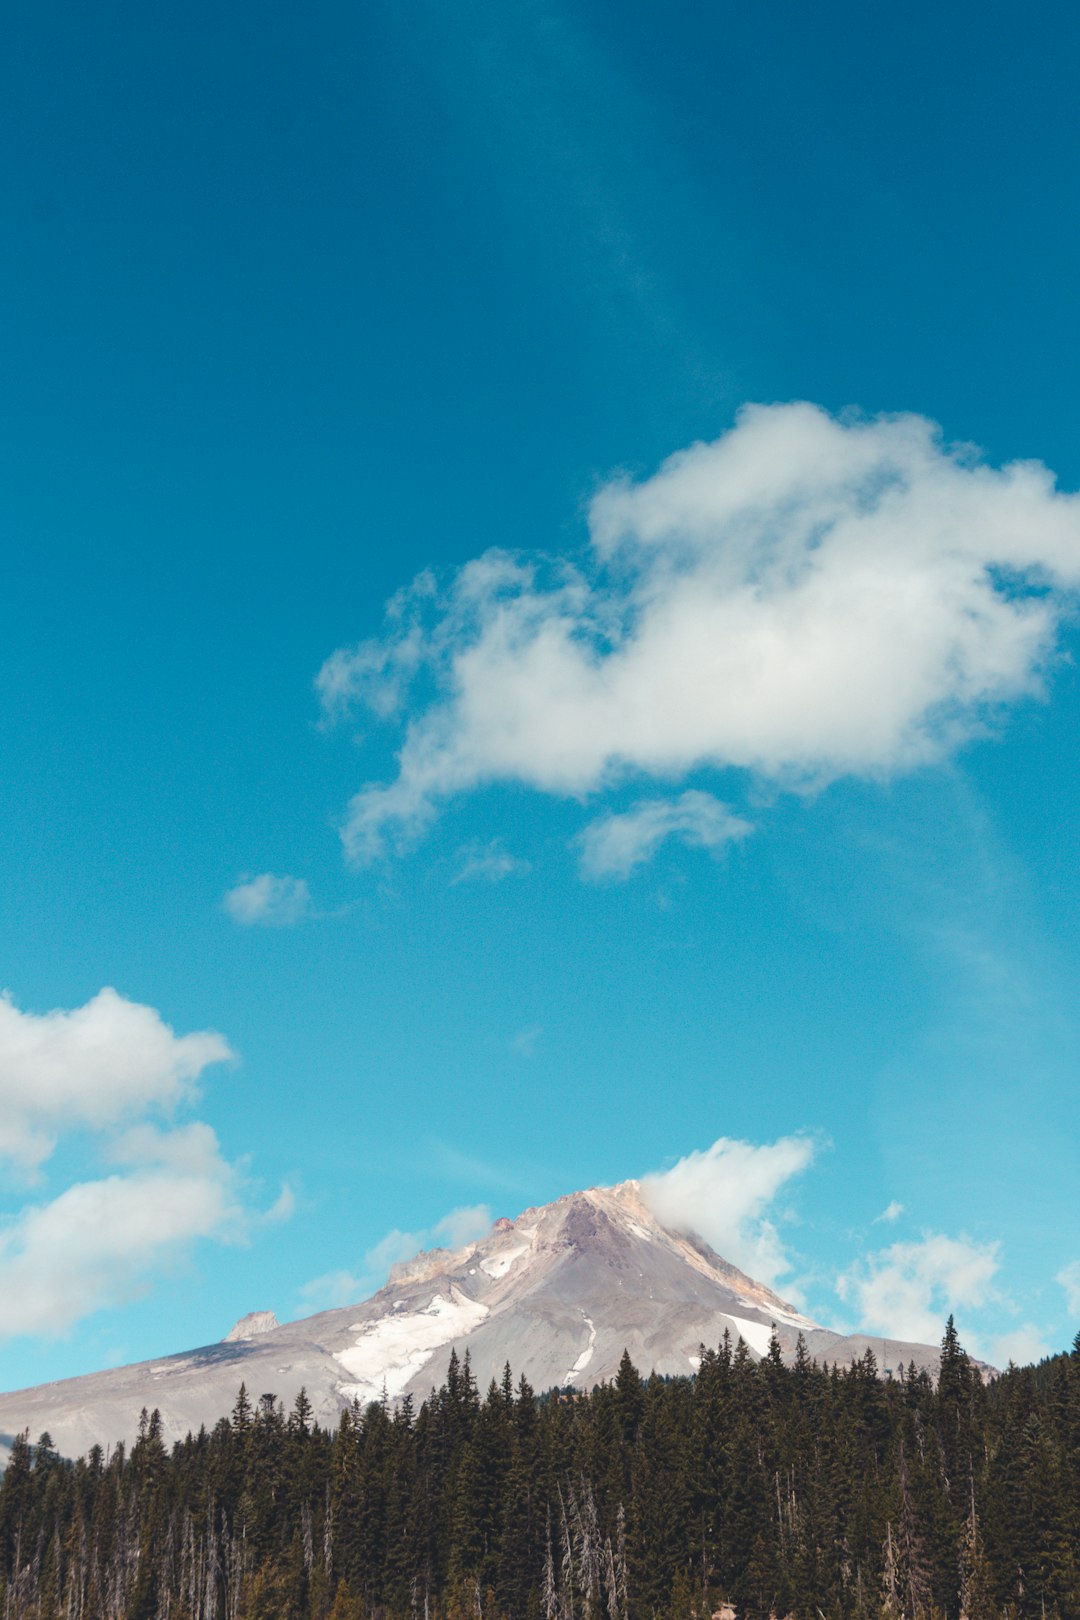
[{"left": 0, "top": 1180, "right": 945, "bottom": 1461}]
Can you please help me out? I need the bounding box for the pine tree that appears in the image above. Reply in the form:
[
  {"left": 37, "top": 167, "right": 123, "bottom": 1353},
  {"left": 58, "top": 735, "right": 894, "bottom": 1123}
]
[
  {"left": 613, "top": 1352, "right": 643, "bottom": 1443},
  {"left": 958, "top": 1489, "right": 994, "bottom": 1620},
  {"left": 2, "top": 1337, "right": 1080, "bottom": 1620}
]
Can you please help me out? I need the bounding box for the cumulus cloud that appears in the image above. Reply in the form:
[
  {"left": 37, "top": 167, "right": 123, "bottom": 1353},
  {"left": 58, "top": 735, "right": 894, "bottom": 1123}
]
[
  {"left": 223, "top": 873, "right": 314, "bottom": 927},
  {"left": 874, "top": 1200, "right": 905, "bottom": 1224},
  {"left": 0, "top": 989, "right": 285, "bottom": 1342},
  {"left": 578, "top": 790, "right": 752, "bottom": 878},
  {"left": 641, "top": 1134, "right": 816, "bottom": 1286},
  {"left": 320, "top": 403, "right": 1080, "bottom": 863},
  {"left": 0, "top": 1123, "right": 246, "bottom": 1339},
  {"left": 1057, "top": 1260, "right": 1080, "bottom": 1317},
  {"left": 991, "top": 1325, "right": 1053, "bottom": 1367},
  {"left": 836, "top": 1232, "right": 1000, "bottom": 1343},
  {"left": 451, "top": 840, "right": 531, "bottom": 884},
  {"left": 300, "top": 1204, "right": 493, "bottom": 1313},
  {"left": 0, "top": 988, "right": 233, "bottom": 1174}
]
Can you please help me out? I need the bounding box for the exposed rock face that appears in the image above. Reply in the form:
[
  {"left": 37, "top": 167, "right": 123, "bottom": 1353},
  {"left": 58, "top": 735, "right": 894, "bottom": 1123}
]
[
  {"left": 0, "top": 1181, "right": 948, "bottom": 1463},
  {"left": 222, "top": 1311, "right": 280, "bottom": 1343}
]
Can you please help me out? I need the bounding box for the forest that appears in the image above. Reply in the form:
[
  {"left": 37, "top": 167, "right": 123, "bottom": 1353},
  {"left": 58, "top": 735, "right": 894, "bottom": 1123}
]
[{"left": 1, "top": 1321, "right": 1078, "bottom": 1620}]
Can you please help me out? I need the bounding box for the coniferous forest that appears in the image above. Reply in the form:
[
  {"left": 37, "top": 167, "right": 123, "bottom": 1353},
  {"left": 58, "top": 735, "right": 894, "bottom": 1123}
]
[{"left": 2, "top": 1322, "right": 1079, "bottom": 1620}]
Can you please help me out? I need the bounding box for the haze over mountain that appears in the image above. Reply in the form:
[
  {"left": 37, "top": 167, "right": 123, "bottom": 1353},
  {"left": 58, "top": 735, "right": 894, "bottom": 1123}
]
[{"left": 0, "top": 1181, "right": 949, "bottom": 1462}]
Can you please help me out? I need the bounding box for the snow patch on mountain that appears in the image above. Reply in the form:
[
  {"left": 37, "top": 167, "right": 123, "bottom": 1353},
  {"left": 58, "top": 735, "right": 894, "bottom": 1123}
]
[
  {"left": 725, "top": 1315, "right": 774, "bottom": 1356},
  {"left": 481, "top": 1244, "right": 529, "bottom": 1280},
  {"left": 334, "top": 1288, "right": 489, "bottom": 1404},
  {"left": 565, "top": 1313, "right": 597, "bottom": 1384},
  {"left": 0, "top": 1178, "right": 960, "bottom": 1465}
]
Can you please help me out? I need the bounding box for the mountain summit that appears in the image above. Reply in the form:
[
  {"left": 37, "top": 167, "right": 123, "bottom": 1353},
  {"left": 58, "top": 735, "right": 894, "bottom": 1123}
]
[{"left": 0, "top": 1181, "right": 941, "bottom": 1460}]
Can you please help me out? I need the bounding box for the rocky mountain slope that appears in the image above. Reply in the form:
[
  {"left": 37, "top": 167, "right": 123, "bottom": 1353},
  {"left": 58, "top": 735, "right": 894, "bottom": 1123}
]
[{"left": 0, "top": 1181, "right": 945, "bottom": 1461}]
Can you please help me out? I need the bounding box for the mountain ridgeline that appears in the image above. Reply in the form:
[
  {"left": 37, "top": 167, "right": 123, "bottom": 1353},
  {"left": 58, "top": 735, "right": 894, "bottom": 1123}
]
[
  {"left": 0, "top": 1184, "right": 954, "bottom": 1464},
  {"left": 2, "top": 1322, "right": 1079, "bottom": 1620}
]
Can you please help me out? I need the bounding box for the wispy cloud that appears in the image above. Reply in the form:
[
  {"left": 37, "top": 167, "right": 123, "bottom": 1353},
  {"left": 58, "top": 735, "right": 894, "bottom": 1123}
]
[
  {"left": 262, "top": 1184, "right": 297, "bottom": 1226},
  {"left": 992, "top": 1325, "right": 1053, "bottom": 1367},
  {"left": 424, "top": 1137, "right": 529, "bottom": 1194},
  {"left": 297, "top": 1268, "right": 370, "bottom": 1312},
  {"left": 320, "top": 405, "right": 1080, "bottom": 866},
  {"left": 641, "top": 1134, "right": 816, "bottom": 1288},
  {"left": 874, "top": 1200, "right": 905, "bottom": 1224},
  {"left": 836, "top": 1232, "right": 1001, "bottom": 1345},
  {"left": 451, "top": 839, "right": 531, "bottom": 885},
  {"left": 432, "top": 1204, "right": 493, "bottom": 1248},
  {"left": 300, "top": 1203, "right": 492, "bottom": 1312},
  {"left": 578, "top": 791, "right": 751, "bottom": 879},
  {"left": 371, "top": 0, "right": 707, "bottom": 388},
  {"left": 1057, "top": 1260, "right": 1080, "bottom": 1318},
  {"left": 510, "top": 1025, "right": 542, "bottom": 1058},
  {"left": 223, "top": 873, "right": 314, "bottom": 927}
]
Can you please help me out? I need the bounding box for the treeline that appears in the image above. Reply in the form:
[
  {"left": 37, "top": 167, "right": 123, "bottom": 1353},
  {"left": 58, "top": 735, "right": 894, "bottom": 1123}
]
[{"left": 1, "top": 1321, "right": 1079, "bottom": 1620}]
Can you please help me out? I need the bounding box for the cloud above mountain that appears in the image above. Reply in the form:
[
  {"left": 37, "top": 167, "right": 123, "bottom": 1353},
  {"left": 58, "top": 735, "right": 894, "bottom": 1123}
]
[
  {"left": 640, "top": 1133, "right": 815, "bottom": 1286},
  {"left": 320, "top": 403, "right": 1080, "bottom": 866},
  {"left": 837, "top": 1231, "right": 1001, "bottom": 1344},
  {"left": 300, "top": 1203, "right": 493, "bottom": 1312}
]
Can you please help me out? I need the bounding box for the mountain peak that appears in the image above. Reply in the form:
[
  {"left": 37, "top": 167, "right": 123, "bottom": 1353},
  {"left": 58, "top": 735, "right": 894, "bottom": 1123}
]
[{"left": 0, "top": 1181, "right": 949, "bottom": 1461}]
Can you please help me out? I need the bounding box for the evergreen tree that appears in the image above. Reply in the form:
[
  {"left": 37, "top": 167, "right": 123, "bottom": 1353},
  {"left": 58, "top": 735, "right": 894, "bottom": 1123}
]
[{"left": 1, "top": 1328, "right": 1078, "bottom": 1620}]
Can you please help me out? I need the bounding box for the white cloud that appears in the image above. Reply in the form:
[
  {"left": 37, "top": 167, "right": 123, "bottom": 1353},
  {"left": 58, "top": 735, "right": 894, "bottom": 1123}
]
[
  {"left": 223, "top": 873, "right": 314, "bottom": 927},
  {"left": 641, "top": 1134, "right": 816, "bottom": 1285},
  {"left": 298, "top": 1226, "right": 425, "bottom": 1314},
  {"left": 320, "top": 403, "right": 1080, "bottom": 862},
  {"left": 0, "top": 990, "right": 287, "bottom": 1342},
  {"left": 364, "top": 1227, "right": 429, "bottom": 1276},
  {"left": 300, "top": 1204, "right": 493, "bottom": 1313},
  {"left": 578, "top": 790, "right": 752, "bottom": 878},
  {"left": 0, "top": 988, "right": 233, "bottom": 1174},
  {"left": 451, "top": 840, "right": 531, "bottom": 884},
  {"left": 837, "top": 1232, "right": 1000, "bottom": 1344},
  {"left": 298, "top": 1268, "right": 370, "bottom": 1311},
  {"left": 1057, "top": 1260, "right": 1080, "bottom": 1317},
  {"left": 262, "top": 1184, "right": 297, "bottom": 1225},
  {"left": 432, "top": 1204, "right": 492, "bottom": 1247},
  {"left": 316, "top": 575, "right": 434, "bottom": 724},
  {"left": 0, "top": 1124, "right": 246, "bottom": 1339},
  {"left": 874, "top": 1200, "right": 905, "bottom": 1224},
  {"left": 991, "top": 1325, "right": 1052, "bottom": 1367}
]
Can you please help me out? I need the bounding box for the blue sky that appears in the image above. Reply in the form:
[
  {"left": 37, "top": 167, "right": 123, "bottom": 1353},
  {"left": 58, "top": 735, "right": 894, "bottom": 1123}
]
[{"left": 2, "top": 0, "right": 1080, "bottom": 1390}]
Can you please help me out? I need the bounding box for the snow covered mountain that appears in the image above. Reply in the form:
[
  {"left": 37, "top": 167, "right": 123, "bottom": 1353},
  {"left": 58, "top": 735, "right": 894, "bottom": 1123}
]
[{"left": 0, "top": 1181, "right": 944, "bottom": 1462}]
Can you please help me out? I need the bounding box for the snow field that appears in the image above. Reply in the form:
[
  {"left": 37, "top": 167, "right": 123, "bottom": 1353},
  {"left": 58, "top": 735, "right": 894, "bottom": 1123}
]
[{"left": 335, "top": 1289, "right": 490, "bottom": 1404}]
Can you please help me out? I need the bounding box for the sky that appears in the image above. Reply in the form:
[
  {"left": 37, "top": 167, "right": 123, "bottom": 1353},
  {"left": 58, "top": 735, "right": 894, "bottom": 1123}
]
[{"left": 2, "top": 0, "right": 1080, "bottom": 1391}]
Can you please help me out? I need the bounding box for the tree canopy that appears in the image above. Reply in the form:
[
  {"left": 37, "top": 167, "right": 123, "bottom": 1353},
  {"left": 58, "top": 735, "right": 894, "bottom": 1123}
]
[{"left": 1, "top": 1325, "right": 1078, "bottom": 1620}]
